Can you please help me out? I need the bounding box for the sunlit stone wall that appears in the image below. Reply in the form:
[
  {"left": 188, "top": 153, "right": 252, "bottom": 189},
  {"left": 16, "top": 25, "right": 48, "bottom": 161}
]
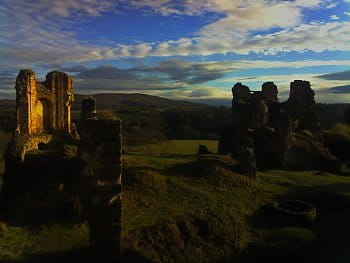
[{"left": 15, "top": 69, "right": 74, "bottom": 137}]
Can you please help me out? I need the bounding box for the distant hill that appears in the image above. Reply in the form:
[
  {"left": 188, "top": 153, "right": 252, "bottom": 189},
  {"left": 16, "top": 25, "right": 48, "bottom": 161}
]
[
  {"left": 0, "top": 99, "right": 15, "bottom": 110},
  {"left": 0, "top": 93, "right": 208, "bottom": 112},
  {"left": 0, "top": 93, "right": 227, "bottom": 144},
  {"left": 0, "top": 93, "right": 349, "bottom": 144},
  {"left": 73, "top": 93, "right": 208, "bottom": 111}
]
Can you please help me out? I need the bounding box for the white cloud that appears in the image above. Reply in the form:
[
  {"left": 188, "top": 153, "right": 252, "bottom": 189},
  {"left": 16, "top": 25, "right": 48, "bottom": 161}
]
[
  {"left": 1, "top": 20, "right": 350, "bottom": 66},
  {"left": 330, "top": 15, "right": 340, "bottom": 20},
  {"left": 111, "top": 21, "right": 350, "bottom": 58},
  {"left": 0, "top": 0, "right": 349, "bottom": 67},
  {"left": 325, "top": 1, "right": 339, "bottom": 8},
  {"left": 345, "top": 11, "right": 350, "bottom": 15},
  {"left": 157, "top": 86, "right": 230, "bottom": 100},
  {"left": 232, "top": 59, "right": 350, "bottom": 69},
  {"left": 326, "top": 3, "right": 337, "bottom": 8},
  {"left": 199, "top": 2, "right": 302, "bottom": 37}
]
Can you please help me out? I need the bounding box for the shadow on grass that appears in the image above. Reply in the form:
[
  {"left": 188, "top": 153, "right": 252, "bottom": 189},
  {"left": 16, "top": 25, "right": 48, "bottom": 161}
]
[
  {"left": 0, "top": 247, "right": 90, "bottom": 263},
  {"left": 124, "top": 151, "right": 196, "bottom": 158},
  {"left": 1, "top": 202, "right": 87, "bottom": 228},
  {"left": 122, "top": 248, "right": 155, "bottom": 263},
  {"left": 242, "top": 182, "right": 350, "bottom": 263},
  {"left": 0, "top": 248, "right": 155, "bottom": 263}
]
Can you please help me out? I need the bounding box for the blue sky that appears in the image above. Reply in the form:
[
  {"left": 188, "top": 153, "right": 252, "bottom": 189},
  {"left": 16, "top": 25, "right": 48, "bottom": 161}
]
[{"left": 0, "top": 0, "right": 350, "bottom": 103}]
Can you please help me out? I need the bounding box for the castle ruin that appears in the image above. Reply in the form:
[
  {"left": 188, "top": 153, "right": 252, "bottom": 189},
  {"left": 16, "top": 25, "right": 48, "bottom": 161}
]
[
  {"left": 14, "top": 69, "right": 75, "bottom": 152},
  {"left": 1, "top": 70, "right": 122, "bottom": 262},
  {"left": 219, "top": 80, "right": 342, "bottom": 174}
]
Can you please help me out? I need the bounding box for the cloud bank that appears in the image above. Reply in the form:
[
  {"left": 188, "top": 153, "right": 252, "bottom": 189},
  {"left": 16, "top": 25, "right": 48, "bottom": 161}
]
[{"left": 1, "top": 0, "right": 349, "bottom": 66}]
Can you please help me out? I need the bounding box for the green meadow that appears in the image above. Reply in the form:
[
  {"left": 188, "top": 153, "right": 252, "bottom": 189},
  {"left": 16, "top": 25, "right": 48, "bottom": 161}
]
[
  {"left": 1, "top": 138, "right": 350, "bottom": 262},
  {"left": 124, "top": 139, "right": 218, "bottom": 155}
]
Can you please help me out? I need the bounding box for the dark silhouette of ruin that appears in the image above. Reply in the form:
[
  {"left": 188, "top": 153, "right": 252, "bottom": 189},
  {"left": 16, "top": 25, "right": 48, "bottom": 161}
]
[
  {"left": 1, "top": 70, "right": 122, "bottom": 262},
  {"left": 218, "top": 80, "right": 343, "bottom": 174}
]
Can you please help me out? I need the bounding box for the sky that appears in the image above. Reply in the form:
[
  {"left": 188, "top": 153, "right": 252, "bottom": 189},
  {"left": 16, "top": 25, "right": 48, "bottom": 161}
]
[{"left": 0, "top": 0, "right": 350, "bottom": 104}]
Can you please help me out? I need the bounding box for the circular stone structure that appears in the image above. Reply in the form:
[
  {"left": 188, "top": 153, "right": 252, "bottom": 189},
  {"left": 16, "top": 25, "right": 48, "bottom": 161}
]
[{"left": 268, "top": 200, "right": 317, "bottom": 225}]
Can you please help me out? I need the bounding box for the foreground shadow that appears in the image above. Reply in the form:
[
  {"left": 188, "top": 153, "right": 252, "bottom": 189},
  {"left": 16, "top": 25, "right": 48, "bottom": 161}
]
[
  {"left": 242, "top": 182, "right": 350, "bottom": 263},
  {"left": 0, "top": 248, "right": 154, "bottom": 263},
  {"left": 0, "top": 247, "right": 90, "bottom": 263}
]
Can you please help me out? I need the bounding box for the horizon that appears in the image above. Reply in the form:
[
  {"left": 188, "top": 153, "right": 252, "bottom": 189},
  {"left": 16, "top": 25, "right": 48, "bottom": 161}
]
[
  {"left": 0, "top": 0, "right": 350, "bottom": 103},
  {"left": 1, "top": 90, "right": 350, "bottom": 107}
]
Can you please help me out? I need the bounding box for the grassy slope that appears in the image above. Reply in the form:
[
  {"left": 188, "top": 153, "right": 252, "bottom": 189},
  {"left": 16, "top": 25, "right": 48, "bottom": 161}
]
[
  {"left": 0, "top": 139, "right": 350, "bottom": 262},
  {"left": 125, "top": 140, "right": 218, "bottom": 155},
  {"left": 122, "top": 140, "right": 350, "bottom": 263}
]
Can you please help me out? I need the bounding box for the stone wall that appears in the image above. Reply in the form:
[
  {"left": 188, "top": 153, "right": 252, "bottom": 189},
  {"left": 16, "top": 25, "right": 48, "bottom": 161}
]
[
  {"left": 219, "top": 80, "right": 343, "bottom": 173},
  {"left": 78, "top": 114, "right": 122, "bottom": 262},
  {"left": 284, "top": 80, "right": 320, "bottom": 132},
  {"left": 15, "top": 69, "right": 73, "bottom": 136},
  {"left": 5, "top": 69, "right": 75, "bottom": 172},
  {"left": 2, "top": 72, "right": 123, "bottom": 261},
  {"left": 24, "top": 135, "right": 53, "bottom": 152}
]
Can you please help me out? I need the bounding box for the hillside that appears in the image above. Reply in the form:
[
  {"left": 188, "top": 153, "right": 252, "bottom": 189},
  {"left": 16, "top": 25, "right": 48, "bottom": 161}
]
[
  {"left": 0, "top": 94, "right": 349, "bottom": 145},
  {"left": 0, "top": 94, "right": 230, "bottom": 145},
  {"left": 1, "top": 93, "right": 348, "bottom": 123},
  {"left": 0, "top": 93, "right": 207, "bottom": 112},
  {"left": 1, "top": 140, "right": 350, "bottom": 262},
  {"left": 0, "top": 99, "right": 15, "bottom": 110},
  {"left": 74, "top": 93, "right": 209, "bottom": 110}
]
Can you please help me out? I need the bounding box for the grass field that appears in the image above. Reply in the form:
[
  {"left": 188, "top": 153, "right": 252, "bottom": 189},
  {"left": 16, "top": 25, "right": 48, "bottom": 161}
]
[
  {"left": 124, "top": 139, "right": 218, "bottom": 155},
  {"left": 1, "top": 139, "right": 350, "bottom": 262},
  {"left": 122, "top": 152, "right": 350, "bottom": 263}
]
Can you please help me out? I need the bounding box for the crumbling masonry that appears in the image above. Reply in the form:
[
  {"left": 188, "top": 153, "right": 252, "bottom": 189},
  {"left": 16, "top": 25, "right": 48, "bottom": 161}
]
[
  {"left": 79, "top": 96, "right": 122, "bottom": 261},
  {"left": 14, "top": 69, "right": 74, "bottom": 149},
  {"left": 218, "top": 80, "right": 342, "bottom": 174},
  {"left": 1, "top": 70, "right": 122, "bottom": 262}
]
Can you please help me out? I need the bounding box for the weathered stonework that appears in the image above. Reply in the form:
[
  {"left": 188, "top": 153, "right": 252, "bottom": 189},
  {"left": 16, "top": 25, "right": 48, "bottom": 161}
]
[
  {"left": 219, "top": 80, "right": 343, "bottom": 173},
  {"left": 81, "top": 96, "right": 97, "bottom": 120},
  {"left": 1, "top": 71, "right": 123, "bottom": 261},
  {"left": 262, "top": 82, "right": 278, "bottom": 102},
  {"left": 15, "top": 69, "right": 73, "bottom": 137},
  {"left": 4, "top": 69, "right": 76, "bottom": 177},
  {"left": 78, "top": 102, "right": 122, "bottom": 262},
  {"left": 283, "top": 80, "right": 321, "bottom": 133},
  {"left": 24, "top": 134, "right": 53, "bottom": 152},
  {"left": 231, "top": 82, "right": 269, "bottom": 130}
]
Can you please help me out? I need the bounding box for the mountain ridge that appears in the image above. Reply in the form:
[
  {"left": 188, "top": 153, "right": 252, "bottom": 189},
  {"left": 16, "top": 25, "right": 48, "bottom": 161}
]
[{"left": 0, "top": 93, "right": 212, "bottom": 111}]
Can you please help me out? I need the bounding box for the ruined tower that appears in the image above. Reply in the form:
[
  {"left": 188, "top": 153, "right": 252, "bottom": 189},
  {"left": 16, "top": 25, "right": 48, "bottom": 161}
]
[
  {"left": 2, "top": 69, "right": 76, "bottom": 218},
  {"left": 79, "top": 96, "right": 122, "bottom": 261},
  {"left": 2, "top": 73, "right": 123, "bottom": 261},
  {"left": 289, "top": 80, "right": 315, "bottom": 105},
  {"left": 231, "top": 82, "right": 268, "bottom": 130},
  {"left": 15, "top": 69, "right": 73, "bottom": 136},
  {"left": 219, "top": 80, "right": 343, "bottom": 173},
  {"left": 262, "top": 82, "right": 278, "bottom": 102},
  {"left": 11, "top": 69, "right": 75, "bottom": 153},
  {"left": 81, "top": 96, "right": 97, "bottom": 120},
  {"left": 285, "top": 80, "right": 320, "bottom": 132}
]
